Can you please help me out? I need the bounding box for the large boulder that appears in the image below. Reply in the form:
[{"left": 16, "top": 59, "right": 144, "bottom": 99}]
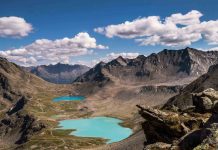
[
  {"left": 193, "top": 88, "right": 218, "bottom": 113},
  {"left": 137, "top": 105, "right": 204, "bottom": 146}
]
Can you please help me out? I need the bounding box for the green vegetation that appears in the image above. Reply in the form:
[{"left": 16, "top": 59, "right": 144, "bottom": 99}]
[
  {"left": 0, "top": 103, "right": 5, "bottom": 111},
  {"left": 19, "top": 85, "right": 104, "bottom": 149},
  {"left": 21, "top": 128, "right": 106, "bottom": 149}
]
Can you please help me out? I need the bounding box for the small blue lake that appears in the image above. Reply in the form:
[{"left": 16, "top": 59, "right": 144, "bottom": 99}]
[
  {"left": 53, "top": 96, "right": 85, "bottom": 102},
  {"left": 57, "top": 117, "right": 132, "bottom": 143}
]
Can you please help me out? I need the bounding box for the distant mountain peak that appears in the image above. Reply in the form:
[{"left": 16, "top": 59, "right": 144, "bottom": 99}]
[
  {"left": 136, "top": 55, "right": 146, "bottom": 60},
  {"left": 24, "top": 63, "right": 90, "bottom": 84},
  {"left": 75, "top": 48, "right": 218, "bottom": 85}
]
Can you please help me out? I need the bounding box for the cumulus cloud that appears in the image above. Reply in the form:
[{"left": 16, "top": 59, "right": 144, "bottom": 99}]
[
  {"left": 80, "top": 52, "right": 140, "bottom": 67},
  {"left": 95, "top": 10, "right": 218, "bottom": 47},
  {"left": 0, "top": 16, "right": 33, "bottom": 38},
  {"left": 0, "top": 32, "right": 108, "bottom": 66},
  {"left": 165, "top": 10, "right": 202, "bottom": 25},
  {"left": 197, "top": 47, "right": 218, "bottom": 51},
  {"left": 105, "top": 52, "right": 139, "bottom": 61}
]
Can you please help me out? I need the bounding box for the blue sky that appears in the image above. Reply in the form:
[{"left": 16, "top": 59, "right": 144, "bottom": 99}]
[{"left": 0, "top": 0, "right": 218, "bottom": 66}]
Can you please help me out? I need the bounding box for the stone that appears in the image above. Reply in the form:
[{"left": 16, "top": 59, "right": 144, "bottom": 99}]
[
  {"left": 193, "top": 95, "right": 213, "bottom": 112},
  {"left": 213, "top": 100, "right": 218, "bottom": 113},
  {"left": 144, "top": 142, "right": 172, "bottom": 150},
  {"left": 201, "top": 97, "right": 213, "bottom": 110},
  {"left": 202, "top": 88, "right": 218, "bottom": 101}
]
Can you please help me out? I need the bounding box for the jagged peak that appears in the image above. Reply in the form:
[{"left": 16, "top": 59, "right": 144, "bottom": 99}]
[
  {"left": 98, "top": 61, "right": 106, "bottom": 65},
  {"left": 113, "top": 56, "right": 127, "bottom": 62},
  {"left": 0, "top": 57, "right": 8, "bottom": 62},
  {"left": 136, "top": 55, "right": 146, "bottom": 60},
  {"left": 108, "top": 56, "right": 127, "bottom": 66},
  {"left": 117, "top": 55, "right": 124, "bottom": 60},
  {"left": 93, "top": 61, "right": 106, "bottom": 69},
  {"left": 159, "top": 47, "right": 200, "bottom": 54}
]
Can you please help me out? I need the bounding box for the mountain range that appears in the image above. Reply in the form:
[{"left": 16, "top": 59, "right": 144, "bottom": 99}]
[
  {"left": 1, "top": 47, "right": 218, "bottom": 149},
  {"left": 75, "top": 47, "right": 218, "bottom": 86},
  {"left": 25, "top": 63, "right": 90, "bottom": 84}
]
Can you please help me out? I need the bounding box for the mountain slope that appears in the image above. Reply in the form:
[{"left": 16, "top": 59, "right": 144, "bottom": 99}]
[
  {"left": 164, "top": 63, "right": 218, "bottom": 110},
  {"left": 25, "top": 63, "right": 90, "bottom": 84},
  {"left": 0, "top": 57, "right": 50, "bottom": 148},
  {"left": 0, "top": 57, "right": 106, "bottom": 149},
  {"left": 75, "top": 47, "right": 218, "bottom": 85}
]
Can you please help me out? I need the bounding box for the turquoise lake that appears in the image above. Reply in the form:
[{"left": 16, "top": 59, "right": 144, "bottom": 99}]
[
  {"left": 57, "top": 117, "right": 132, "bottom": 143},
  {"left": 53, "top": 96, "right": 85, "bottom": 102}
]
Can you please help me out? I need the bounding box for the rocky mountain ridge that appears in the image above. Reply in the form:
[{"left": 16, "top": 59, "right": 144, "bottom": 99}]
[
  {"left": 164, "top": 63, "right": 218, "bottom": 110},
  {"left": 75, "top": 47, "right": 218, "bottom": 85},
  {"left": 25, "top": 63, "right": 90, "bottom": 84},
  {"left": 0, "top": 57, "right": 48, "bottom": 148}
]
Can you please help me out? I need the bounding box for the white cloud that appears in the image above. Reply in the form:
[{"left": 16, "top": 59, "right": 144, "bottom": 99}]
[
  {"left": 105, "top": 52, "right": 139, "bottom": 60},
  {"left": 0, "top": 32, "right": 108, "bottom": 66},
  {"left": 197, "top": 47, "right": 218, "bottom": 51},
  {"left": 0, "top": 16, "right": 32, "bottom": 38},
  {"left": 79, "top": 52, "right": 140, "bottom": 67},
  {"left": 209, "top": 47, "right": 218, "bottom": 51},
  {"left": 95, "top": 10, "right": 218, "bottom": 47},
  {"left": 165, "top": 10, "right": 202, "bottom": 25}
]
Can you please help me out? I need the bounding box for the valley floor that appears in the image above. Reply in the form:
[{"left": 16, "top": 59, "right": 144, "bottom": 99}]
[{"left": 0, "top": 76, "right": 183, "bottom": 150}]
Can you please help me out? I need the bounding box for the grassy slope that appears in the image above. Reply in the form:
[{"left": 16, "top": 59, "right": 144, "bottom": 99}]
[
  {"left": 0, "top": 59, "right": 107, "bottom": 150},
  {"left": 0, "top": 58, "right": 180, "bottom": 150}
]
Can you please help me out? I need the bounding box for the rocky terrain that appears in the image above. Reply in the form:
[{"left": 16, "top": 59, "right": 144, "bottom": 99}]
[
  {"left": 25, "top": 63, "right": 90, "bottom": 84},
  {"left": 1, "top": 47, "right": 218, "bottom": 150},
  {"left": 135, "top": 64, "right": 218, "bottom": 150},
  {"left": 164, "top": 63, "right": 218, "bottom": 111},
  {"left": 0, "top": 57, "right": 104, "bottom": 149},
  {"left": 87, "top": 50, "right": 218, "bottom": 150},
  {"left": 72, "top": 47, "right": 218, "bottom": 119},
  {"left": 0, "top": 57, "right": 48, "bottom": 148}
]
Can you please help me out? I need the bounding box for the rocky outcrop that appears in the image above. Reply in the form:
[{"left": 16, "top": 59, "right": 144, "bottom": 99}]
[
  {"left": 192, "top": 88, "right": 218, "bottom": 113},
  {"left": 7, "top": 96, "right": 27, "bottom": 115},
  {"left": 164, "top": 63, "right": 218, "bottom": 111},
  {"left": 25, "top": 63, "right": 90, "bottom": 84},
  {"left": 74, "top": 62, "right": 110, "bottom": 83},
  {"left": 165, "top": 88, "right": 218, "bottom": 113},
  {"left": 0, "top": 111, "right": 45, "bottom": 145},
  {"left": 140, "top": 85, "right": 183, "bottom": 94},
  {"left": 0, "top": 96, "right": 45, "bottom": 145},
  {"left": 138, "top": 89, "right": 218, "bottom": 150},
  {"left": 0, "top": 57, "right": 46, "bottom": 147}
]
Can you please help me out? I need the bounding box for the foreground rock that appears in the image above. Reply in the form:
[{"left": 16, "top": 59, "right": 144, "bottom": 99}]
[{"left": 137, "top": 88, "right": 218, "bottom": 150}]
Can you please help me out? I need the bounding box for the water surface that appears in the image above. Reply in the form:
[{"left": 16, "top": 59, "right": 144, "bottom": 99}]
[
  {"left": 53, "top": 96, "right": 85, "bottom": 102},
  {"left": 58, "top": 117, "right": 132, "bottom": 143}
]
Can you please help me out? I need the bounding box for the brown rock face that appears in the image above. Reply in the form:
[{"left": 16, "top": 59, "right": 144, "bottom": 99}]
[
  {"left": 137, "top": 105, "right": 217, "bottom": 150},
  {"left": 0, "top": 57, "right": 46, "bottom": 147},
  {"left": 137, "top": 105, "right": 204, "bottom": 146},
  {"left": 0, "top": 111, "right": 45, "bottom": 145},
  {"left": 138, "top": 89, "right": 218, "bottom": 150},
  {"left": 164, "top": 64, "right": 218, "bottom": 111}
]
